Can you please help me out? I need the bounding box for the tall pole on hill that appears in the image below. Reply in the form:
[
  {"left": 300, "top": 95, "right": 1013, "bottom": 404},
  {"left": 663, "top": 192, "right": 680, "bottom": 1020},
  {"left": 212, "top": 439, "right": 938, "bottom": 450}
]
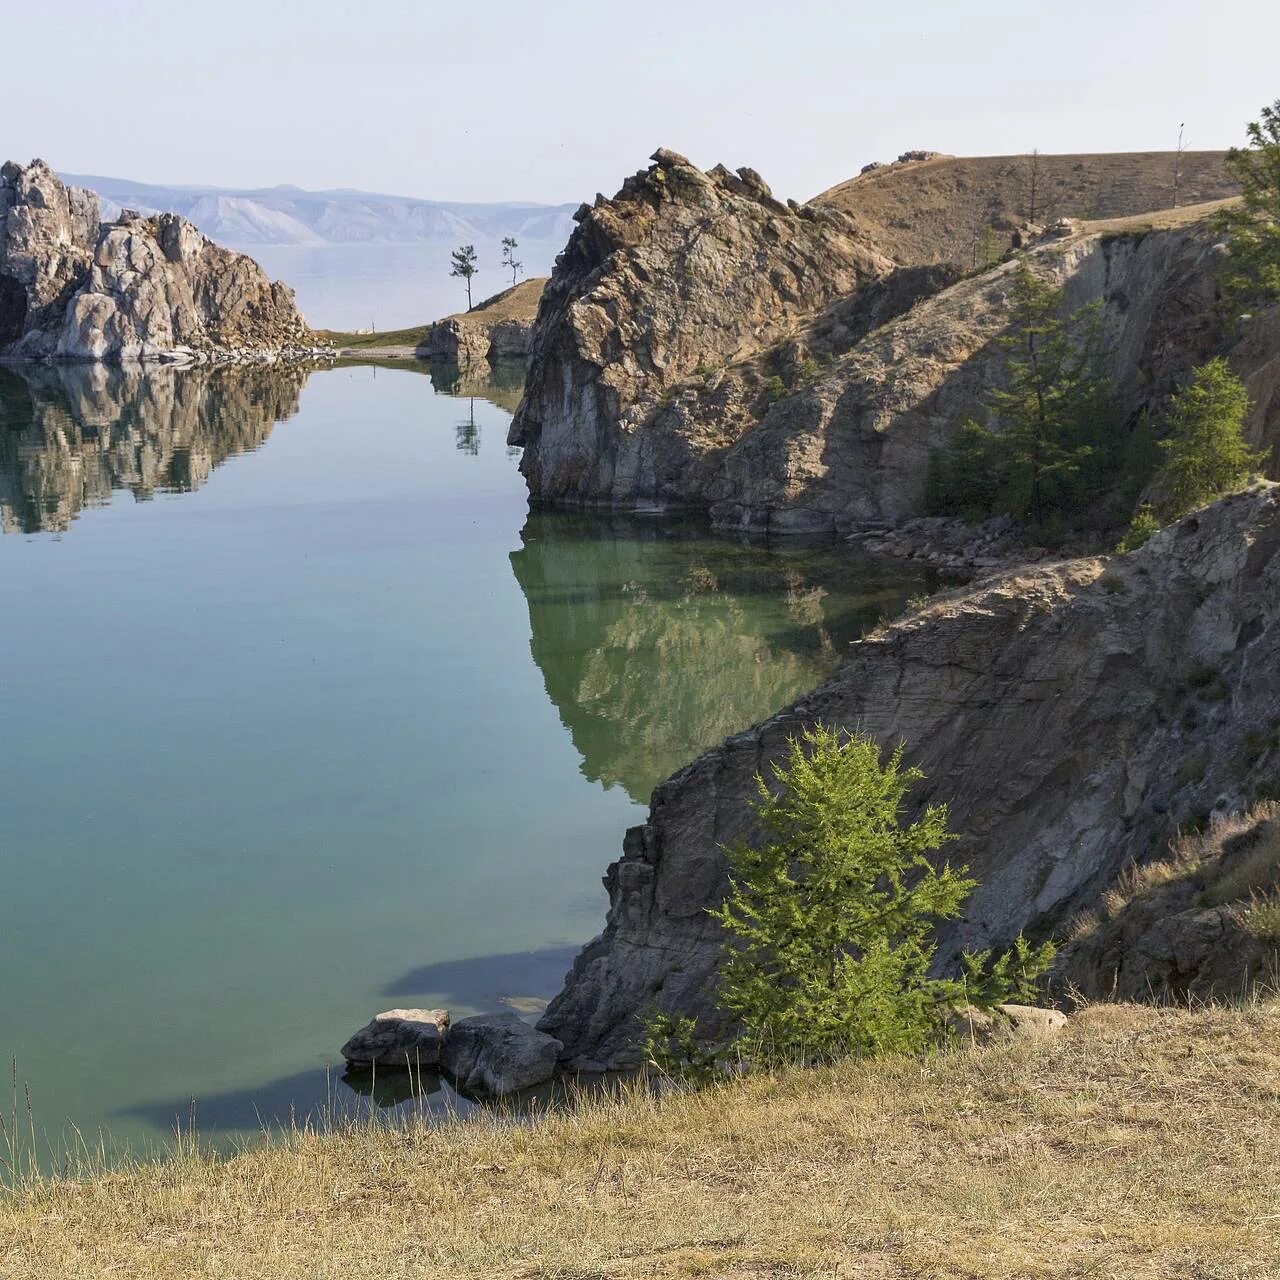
[
  {"left": 1026, "top": 149, "right": 1040, "bottom": 225},
  {"left": 1173, "top": 123, "right": 1186, "bottom": 208}
]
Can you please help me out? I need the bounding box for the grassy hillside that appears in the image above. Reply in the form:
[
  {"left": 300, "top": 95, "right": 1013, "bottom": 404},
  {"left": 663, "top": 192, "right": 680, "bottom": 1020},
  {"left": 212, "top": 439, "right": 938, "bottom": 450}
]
[
  {"left": 1, "top": 1001, "right": 1276, "bottom": 1278},
  {"left": 816, "top": 151, "right": 1239, "bottom": 267}
]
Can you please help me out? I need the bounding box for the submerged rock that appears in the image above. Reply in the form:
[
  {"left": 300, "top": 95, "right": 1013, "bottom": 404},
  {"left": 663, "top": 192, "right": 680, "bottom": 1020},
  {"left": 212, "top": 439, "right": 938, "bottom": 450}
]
[
  {"left": 340, "top": 1009, "right": 450, "bottom": 1070},
  {"left": 1, "top": 159, "right": 317, "bottom": 364},
  {"left": 441, "top": 1012, "right": 562, "bottom": 1097}
]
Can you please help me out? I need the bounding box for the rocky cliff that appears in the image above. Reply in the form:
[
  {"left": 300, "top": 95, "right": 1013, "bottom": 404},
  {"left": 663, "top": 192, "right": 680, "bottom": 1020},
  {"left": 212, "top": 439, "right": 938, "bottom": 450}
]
[
  {"left": 540, "top": 487, "right": 1280, "bottom": 1068},
  {"left": 508, "top": 149, "right": 898, "bottom": 505},
  {"left": 419, "top": 278, "right": 546, "bottom": 365},
  {"left": 0, "top": 160, "right": 316, "bottom": 363},
  {"left": 0, "top": 361, "right": 307, "bottom": 532},
  {"left": 508, "top": 146, "right": 1275, "bottom": 531}
]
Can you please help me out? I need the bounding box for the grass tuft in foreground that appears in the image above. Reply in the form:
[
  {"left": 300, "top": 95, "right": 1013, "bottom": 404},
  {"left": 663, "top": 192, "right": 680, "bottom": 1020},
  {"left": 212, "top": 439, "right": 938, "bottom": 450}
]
[{"left": 0, "top": 1001, "right": 1278, "bottom": 1278}]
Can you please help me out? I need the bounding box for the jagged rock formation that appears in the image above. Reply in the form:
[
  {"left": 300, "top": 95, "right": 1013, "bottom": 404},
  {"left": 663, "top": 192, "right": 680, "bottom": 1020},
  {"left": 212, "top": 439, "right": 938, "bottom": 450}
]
[
  {"left": 0, "top": 160, "right": 316, "bottom": 363},
  {"left": 508, "top": 149, "right": 899, "bottom": 505},
  {"left": 814, "top": 151, "right": 1239, "bottom": 268},
  {"left": 0, "top": 361, "right": 307, "bottom": 532},
  {"left": 419, "top": 278, "right": 545, "bottom": 366},
  {"left": 513, "top": 164, "right": 1279, "bottom": 532},
  {"left": 539, "top": 487, "right": 1280, "bottom": 1068}
]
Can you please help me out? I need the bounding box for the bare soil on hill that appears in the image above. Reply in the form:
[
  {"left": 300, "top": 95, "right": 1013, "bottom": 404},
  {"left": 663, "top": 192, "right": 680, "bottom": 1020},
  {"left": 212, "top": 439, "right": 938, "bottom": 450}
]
[{"left": 816, "top": 151, "right": 1239, "bottom": 266}]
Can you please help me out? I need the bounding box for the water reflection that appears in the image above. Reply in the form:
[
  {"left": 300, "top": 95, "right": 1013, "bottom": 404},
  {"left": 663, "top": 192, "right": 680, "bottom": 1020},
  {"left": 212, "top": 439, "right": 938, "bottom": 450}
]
[
  {"left": 0, "top": 362, "right": 307, "bottom": 534},
  {"left": 0, "top": 358, "right": 526, "bottom": 534},
  {"left": 511, "top": 512, "right": 936, "bottom": 804}
]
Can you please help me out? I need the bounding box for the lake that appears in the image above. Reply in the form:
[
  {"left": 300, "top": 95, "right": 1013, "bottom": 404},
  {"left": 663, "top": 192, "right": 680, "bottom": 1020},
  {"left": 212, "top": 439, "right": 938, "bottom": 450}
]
[
  {"left": 0, "top": 359, "right": 931, "bottom": 1159},
  {"left": 247, "top": 240, "right": 568, "bottom": 331}
]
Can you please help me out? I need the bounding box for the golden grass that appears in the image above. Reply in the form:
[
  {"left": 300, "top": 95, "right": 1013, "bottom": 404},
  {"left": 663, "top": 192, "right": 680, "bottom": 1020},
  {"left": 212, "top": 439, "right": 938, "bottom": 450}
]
[{"left": 2, "top": 1002, "right": 1278, "bottom": 1278}]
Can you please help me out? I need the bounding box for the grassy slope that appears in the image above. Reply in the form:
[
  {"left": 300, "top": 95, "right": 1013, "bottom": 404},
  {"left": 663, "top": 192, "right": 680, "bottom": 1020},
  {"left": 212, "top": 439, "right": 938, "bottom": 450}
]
[
  {"left": 1, "top": 1002, "right": 1277, "bottom": 1278},
  {"left": 316, "top": 278, "right": 547, "bottom": 351},
  {"left": 815, "top": 152, "right": 1239, "bottom": 267}
]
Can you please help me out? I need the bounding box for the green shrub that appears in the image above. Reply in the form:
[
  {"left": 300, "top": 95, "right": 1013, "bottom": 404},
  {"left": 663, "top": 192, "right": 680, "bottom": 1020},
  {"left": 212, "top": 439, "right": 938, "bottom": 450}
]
[
  {"left": 647, "top": 726, "right": 1053, "bottom": 1074},
  {"left": 765, "top": 375, "right": 787, "bottom": 404},
  {"left": 1116, "top": 505, "right": 1160, "bottom": 552}
]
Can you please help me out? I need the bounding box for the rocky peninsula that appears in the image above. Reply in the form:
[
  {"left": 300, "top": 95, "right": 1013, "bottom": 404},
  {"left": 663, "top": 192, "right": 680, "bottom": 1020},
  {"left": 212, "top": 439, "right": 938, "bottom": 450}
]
[{"left": 0, "top": 160, "right": 319, "bottom": 364}]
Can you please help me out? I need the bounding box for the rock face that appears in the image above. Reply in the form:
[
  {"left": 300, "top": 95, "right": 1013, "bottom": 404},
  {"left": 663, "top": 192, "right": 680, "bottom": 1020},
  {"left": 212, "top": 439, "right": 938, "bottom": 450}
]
[
  {"left": 440, "top": 1012, "right": 562, "bottom": 1097},
  {"left": 513, "top": 164, "right": 1278, "bottom": 531},
  {"left": 340, "top": 1009, "right": 450, "bottom": 1070},
  {"left": 508, "top": 149, "right": 897, "bottom": 506},
  {"left": 538, "top": 488, "right": 1280, "bottom": 1068},
  {"left": 1057, "top": 807, "right": 1280, "bottom": 1001},
  {"left": 0, "top": 160, "right": 315, "bottom": 363},
  {"left": 419, "top": 278, "right": 545, "bottom": 366}
]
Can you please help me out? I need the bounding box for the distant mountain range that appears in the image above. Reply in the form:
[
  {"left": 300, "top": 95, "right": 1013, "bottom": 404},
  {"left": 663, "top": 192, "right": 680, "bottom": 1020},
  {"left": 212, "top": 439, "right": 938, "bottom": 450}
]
[{"left": 61, "top": 173, "right": 579, "bottom": 248}]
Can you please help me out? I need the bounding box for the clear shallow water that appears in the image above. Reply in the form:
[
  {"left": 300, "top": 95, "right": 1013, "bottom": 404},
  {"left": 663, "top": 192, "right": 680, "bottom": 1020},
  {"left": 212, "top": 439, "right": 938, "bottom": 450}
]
[{"left": 0, "top": 360, "right": 930, "bottom": 1158}]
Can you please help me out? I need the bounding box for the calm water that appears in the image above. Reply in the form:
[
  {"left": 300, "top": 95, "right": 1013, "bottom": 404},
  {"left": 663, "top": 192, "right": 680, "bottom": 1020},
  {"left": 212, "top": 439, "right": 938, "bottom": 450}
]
[
  {"left": 0, "top": 360, "right": 929, "bottom": 1157},
  {"left": 247, "top": 240, "right": 567, "bottom": 331}
]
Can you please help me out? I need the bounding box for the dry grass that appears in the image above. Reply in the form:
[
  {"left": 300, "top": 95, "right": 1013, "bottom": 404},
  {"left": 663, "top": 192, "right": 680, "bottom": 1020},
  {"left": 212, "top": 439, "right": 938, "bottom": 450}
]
[{"left": 2, "top": 1002, "right": 1278, "bottom": 1278}]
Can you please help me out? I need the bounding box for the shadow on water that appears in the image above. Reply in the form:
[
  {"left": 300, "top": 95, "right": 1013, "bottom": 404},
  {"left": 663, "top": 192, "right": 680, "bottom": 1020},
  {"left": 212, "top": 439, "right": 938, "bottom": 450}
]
[{"left": 382, "top": 943, "right": 581, "bottom": 1010}]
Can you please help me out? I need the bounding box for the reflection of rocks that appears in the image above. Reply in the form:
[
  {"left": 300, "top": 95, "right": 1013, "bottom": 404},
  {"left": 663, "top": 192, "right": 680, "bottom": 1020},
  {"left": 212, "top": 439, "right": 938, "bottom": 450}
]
[
  {"left": 510, "top": 512, "right": 930, "bottom": 802},
  {"left": 0, "top": 362, "right": 307, "bottom": 533},
  {"left": 429, "top": 359, "right": 525, "bottom": 415}
]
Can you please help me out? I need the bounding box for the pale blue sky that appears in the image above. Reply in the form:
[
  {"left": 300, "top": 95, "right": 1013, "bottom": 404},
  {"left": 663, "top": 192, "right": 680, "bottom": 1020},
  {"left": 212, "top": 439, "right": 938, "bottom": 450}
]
[{"left": 3, "top": 0, "right": 1277, "bottom": 204}]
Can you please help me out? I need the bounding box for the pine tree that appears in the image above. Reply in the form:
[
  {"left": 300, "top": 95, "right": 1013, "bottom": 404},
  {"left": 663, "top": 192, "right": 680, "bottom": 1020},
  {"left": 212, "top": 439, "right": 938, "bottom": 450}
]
[
  {"left": 501, "top": 236, "right": 523, "bottom": 287},
  {"left": 1156, "top": 358, "right": 1265, "bottom": 519},
  {"left": 928, "top": 262, "right": 1126, "bottom": 534},
  {"left": 644, "top": 726, "right": 1054, "bottom": 1075},
  {"left": 449, "top": 244, "right": 478, "bottom": 310},
  {"left": 1216, "top": 100, "right": 1280, "bottom": 309}
]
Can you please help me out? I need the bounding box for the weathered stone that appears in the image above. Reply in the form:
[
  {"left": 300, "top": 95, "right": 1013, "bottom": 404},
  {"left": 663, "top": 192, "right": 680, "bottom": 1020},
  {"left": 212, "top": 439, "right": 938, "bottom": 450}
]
[
  {"left": 0, "top": 160, "right": 316, "bottom": 363},
  {"left": 508, "top": 151, "right": 896, "bottom": 506},
  {"left": 417, "top": 278, "right": 544, "bottom": 366},
  {"left": 441, "top": 1012, "right": 561, "bottom": 1097},
  {"left": 944, "top": 1004, "right": 1066, "bottom": 1044},
  {"left": 340, "top": 1009, "right": 450, "bottom": 1070},
  {"left": 537, "top": 488, "right": 1280, "bottom": 1068}
]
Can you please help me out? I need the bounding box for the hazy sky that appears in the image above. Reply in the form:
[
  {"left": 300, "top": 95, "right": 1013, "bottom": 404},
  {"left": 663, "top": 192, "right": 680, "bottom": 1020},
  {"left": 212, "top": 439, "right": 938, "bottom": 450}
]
[{"left": 4, "top": 0, "right": 1278, "bottom": 205}]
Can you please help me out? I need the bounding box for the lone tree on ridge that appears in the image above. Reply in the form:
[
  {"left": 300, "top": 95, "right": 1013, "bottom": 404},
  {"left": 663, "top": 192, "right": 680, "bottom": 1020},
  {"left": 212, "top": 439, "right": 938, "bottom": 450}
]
[
  {"left": 450, "top": 244, "right": 479, "bottom": 310},
  {"left": 501, "top": 236, "right": 523, "bottom": 287}
]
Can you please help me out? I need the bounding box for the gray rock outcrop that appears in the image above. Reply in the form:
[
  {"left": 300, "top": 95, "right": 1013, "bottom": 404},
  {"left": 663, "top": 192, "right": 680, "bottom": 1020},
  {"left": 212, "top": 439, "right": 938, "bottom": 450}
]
[
  {"left": 340, "top": 1009, "right": 450, "bottom": 1070},
  {"left": 510, "top": 160, "right": 1279, "bottom": 532},
  {"left": 1, "top": 159, "right": 315, "bottom": 363},
  {"left": 508, "top": 149, "right": 897, "bottom": 505},
  {"left": 441, "top": 1012, "right": 562, "bottom": 1097},
  {"left": 418, "top": 278, "right": 545, "bottom": 366},
  {"left": 538, "top": 487, "right": 1280, "bottom": 1069}
]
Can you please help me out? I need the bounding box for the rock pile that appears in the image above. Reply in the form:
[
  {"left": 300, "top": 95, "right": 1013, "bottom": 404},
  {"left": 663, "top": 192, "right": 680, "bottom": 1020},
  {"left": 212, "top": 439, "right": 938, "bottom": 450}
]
[{"left": 341, "top": 1007, "right": 562, "bottom": 1099}]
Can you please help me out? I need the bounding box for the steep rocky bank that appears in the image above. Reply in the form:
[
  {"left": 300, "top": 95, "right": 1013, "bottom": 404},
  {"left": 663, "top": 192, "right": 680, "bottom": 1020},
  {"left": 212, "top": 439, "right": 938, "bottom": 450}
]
[
  {"left": 540, "top": 488, "right": 1280, "bottom": 1068},
  {"left": 512, "top": 157, "right": 1278, "bottom": 530},
  {"left": 0, "top": 160, "right": 317, "bottom": 364},
  {"left": 508, "top": 149, "right": 899, "bottom": 505}
]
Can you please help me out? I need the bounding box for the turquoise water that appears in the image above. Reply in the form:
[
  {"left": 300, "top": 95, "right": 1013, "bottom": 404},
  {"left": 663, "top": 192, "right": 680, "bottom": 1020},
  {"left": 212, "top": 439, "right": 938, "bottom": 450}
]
[{"left": 0, "top": 360, "right": 930, "bottom": 1158}]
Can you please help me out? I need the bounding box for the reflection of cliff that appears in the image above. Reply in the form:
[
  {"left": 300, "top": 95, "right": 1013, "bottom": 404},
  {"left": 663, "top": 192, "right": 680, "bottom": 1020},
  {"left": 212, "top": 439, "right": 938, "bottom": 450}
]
[
  {"left": 510, "top": 512, "right": 929, "bottom": 803},
  {"left": 429, "top": 359, "right": 525, "bottom": 415},
  {"left": 0, "top": 362, "right": 308, "bottom": 533}
]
